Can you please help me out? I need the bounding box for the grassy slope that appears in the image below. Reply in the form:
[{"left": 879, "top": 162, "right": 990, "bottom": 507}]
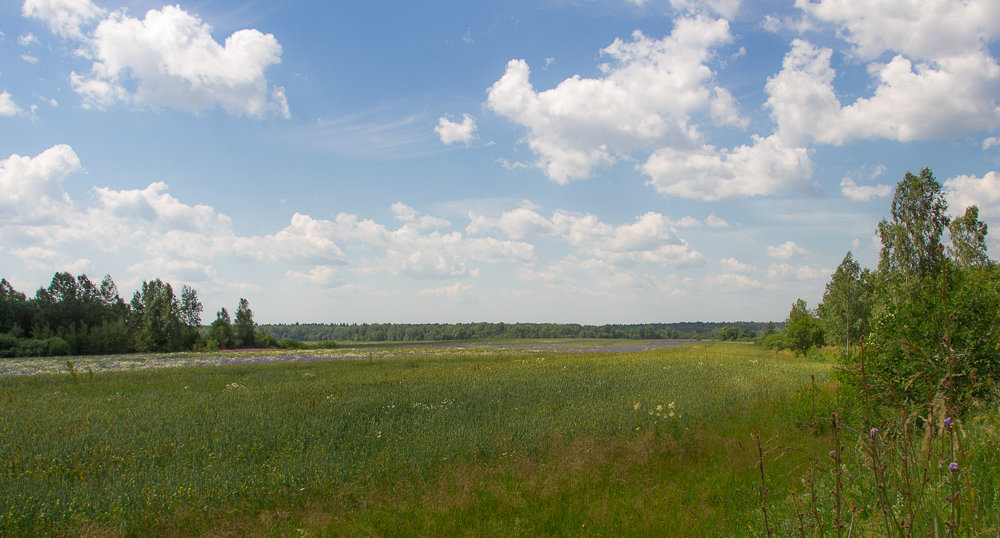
[{"left": 1, "top": 342, "right": 831, "bottom": 536}]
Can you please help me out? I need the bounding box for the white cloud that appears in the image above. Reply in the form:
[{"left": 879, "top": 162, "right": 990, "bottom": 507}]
[
  {"left": 9, "top": 246, "right": 91, "bottom": 273},
  {"left": 705, "top": 272, "right": 762, "bottom": 290},
  {"left": 704, "top": 213, "right": 729, "bottom": 228},
  {"left": 22, "top": 0, "right": 105, "bottom": 40},
  {"left": 945, "top": 171, "right": 1000, "bottom": 218},
  {"left": 418, "top": 282, "right": 474, "bottom": 299},
  {"left": 641, "top": 134, "right": 813, "bottom": 200},
  {"left": 390, "top": 202, "right": 451, "bottom": 229},
  {"left": 286, "top": 265, "right": 339, "bottom": 285},
  {"left": 127, "top": 257, "right": 216, "bottom": 284},
  {"left": 840, "top": 176, "right": 891, "bottom": 202},
  {"left": 487, "top": 16, "right": 733, "bottom": 183},
  {"left": 18, "top": 33, "right": 39, "bottom": 46},
  {"left": 766, "top": 240, "right": 807, "bottom": 259},
  {"left": 766, "top": 23, "right": 1000, "bottom": 146},
  {"left": 0, "top": 144, "right": 80, "bottom": 223},
  {"left": 760, "top": 14, "right": 782, "bottom": 33},
  {"left": 720, "top": 257, "right": 753, "bottom": 272},
  {"left": 466, "top": 207, "right": 557, "bottom": 239},
  {"left": 0, "top": 92, "right": 24, "bottom": 116},
  {"left": 669, "top": 0, "right": 741, "bottom": 19},
  {"left": 435, "top": 113, "right": 477, "bottom": 145},
  {"left": 985, "top": 137, "right": 1000, "bottom": 150},
  {"left": 766, "top": 262, "right": 827, "bottom": 280},
  {"left": 65, "top": 5, "right": 288, "bottom": 118},
  {"left": 232, "top": 213, "right": 347, "bottom": 264},
  {"left": 796, "top": 0, "right": 1000, "bottom": 61}
]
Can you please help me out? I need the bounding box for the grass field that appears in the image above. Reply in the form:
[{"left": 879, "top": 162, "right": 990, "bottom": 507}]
[{"left": 0, "top": 340, "right": 951, "bottom": 535}]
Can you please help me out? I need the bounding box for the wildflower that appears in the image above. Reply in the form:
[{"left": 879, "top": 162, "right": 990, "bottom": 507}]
[
  {"left": 633, "top": 402, "right": 641, "bottom": 411},
  {"left": 949, "top": 462, "right": 959, "bottom": 472},
  {"left": 656, "top": 404, "right": 664, "bottom": 413},
  {"left": 870, "top": 427, "right": 878, "bottom": 440},
  {"left": 829, "top": 450, "right": 836, "bottom": 459},
  {"left": 943, "top": 417, "right": 953, "bottom": 429}
]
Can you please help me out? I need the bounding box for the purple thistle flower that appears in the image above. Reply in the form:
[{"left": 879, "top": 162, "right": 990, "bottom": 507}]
[
  {"left": 829, "top": 450, "right": 836, "bottom": 460},
  {"left": 949, "top": 462, "right": 959, "bottom": 472},
  {"left": 870, "top": 427, "right": 878, "bottom": 440},
  {"left": 943, "top": 417, "right": 953, "bottom": 429}
]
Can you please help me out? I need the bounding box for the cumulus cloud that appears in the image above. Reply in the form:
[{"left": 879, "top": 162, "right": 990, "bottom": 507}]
[
  {"left": 0, "top": 144, "right": 80, "bottom": 223},
  {"left": 418, "top": 282, "right": 474, "bottom": 299},
  {"left": 9, "top": 245, "right": 91, "bottom": 273},
  {"left": 487, "top": 16, "right": 734, "bottom": 183},
  {"left": 28, "top": 2, "right": 289, "bottom": 118},
  {"left": 286, "top": 265, "right": 339, "bottom": 285},
  {"left": 796, "top": 0, "right": 1000, "bottom": 61},
  {"left": 704, "top": 213, "right": 729, "bottom": 228},
  {"left": 468, "top": 207, "right": 704, "bottom": 267},
  {"left": 0, "top": 92, "right": 25, "bottom": 116},
  {"left": 766, "top": 262, "right": 827, "bottom": 280},
  {"left": 18, "top": 32, "right": 40, "bottom": 46},
  {"left": 840, "top": 176, "right": 891, "bottom": 202},
  {"left": 435, "top": 113, "right": 477, "bottom": 145},
  {"left": 22, "top": 0, "right": 105, "bottom": 40},
  {"left": 720, "top": 257, "right": 754, "bottom": 272},
  {"left": 641, "top": 134, "right": 813, "bottom": 200},
  {"left": 766, "top": 240, "right": 807, "bottom": 259},
  {"left": 765, "top": 6, "right": 1000, "bottom": 147},
  {"left": 945, "top": 171, "right": 1000, "bottom": 218},
  {"left": 705, "top": 272, "right": 762, "bottom": 290},
  {"left": 985, "top": 137, "right": 1000, "bottom": 150}
]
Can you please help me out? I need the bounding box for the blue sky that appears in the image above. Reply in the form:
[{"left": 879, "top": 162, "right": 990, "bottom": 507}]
[{"left": 2, "top": 0, "right": 1000, "bottom": 324}]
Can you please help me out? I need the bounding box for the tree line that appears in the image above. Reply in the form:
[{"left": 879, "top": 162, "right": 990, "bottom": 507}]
[
  {"left": 768, "top": 168, "right": 998, "bottom": 408},
  {"left": 259, "top": 321, "right": 772, "bottom": 343},
  {"left": 0, "top": 273, "right": 259, "bottom": 357}
]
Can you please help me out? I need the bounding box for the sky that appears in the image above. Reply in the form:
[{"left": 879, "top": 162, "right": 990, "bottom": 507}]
[{"left": 2, "top": 0, "right": 1000, "bottom": 324}]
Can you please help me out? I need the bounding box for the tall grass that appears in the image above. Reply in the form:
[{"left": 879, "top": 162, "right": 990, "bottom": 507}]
[{"left": 0, "top": 342, "right": 828, "bottom": 535}]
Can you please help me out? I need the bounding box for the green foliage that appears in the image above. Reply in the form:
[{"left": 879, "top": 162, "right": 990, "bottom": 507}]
[
  {"left": 948, "top": 205, "right": 990, "bottom": 268},
  {"left": 254, "top": 332, "right": 279, "bottom": 348},
  {"left": 877, "top": 167, "right": 950, "bottom": 277},
  {"left": 233, "top": 298, "right": 255, "bottom": 348},
  {"left": 817, "top": 251, "right": 873, "bottom": 348},
  {"left": 259, "top": 321, "right": 774, "bottom": 343},
  {"left": 784, "top": 299, "right": 824, "bottom": 356},
  {"left": 209, "top": 308, "right": 235, "bottom": 350},
  {"left": 718, "top": 325, "right": 756, "bottom": 341},
  {"left": 847, "top": 263, "right": 1000, "bottom": 408},
  {"left": 759, "top": 333, "right": 787, "bottom": 351}
]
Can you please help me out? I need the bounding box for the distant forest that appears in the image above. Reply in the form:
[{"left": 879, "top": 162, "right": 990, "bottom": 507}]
[{"left": 258, "top": 321, "right": 774, "bottom": 343}]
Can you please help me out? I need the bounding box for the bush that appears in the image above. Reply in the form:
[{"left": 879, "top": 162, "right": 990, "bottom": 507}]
[
  {"left": 44, "top": 337, "right": 71, "bottom": 356},
  {"left": 254, "top": 333, "right": 279, "bottom": 349},
  {"left": 760, "top": 333, "right": 786, "bottom": 351},
  {"left": 278, "top": 339, "right": 305, "bottom": 350}
]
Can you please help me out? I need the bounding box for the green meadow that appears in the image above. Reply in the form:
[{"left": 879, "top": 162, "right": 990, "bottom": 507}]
[
  {"left": 0, "top": 341, "right": 836, "bottom": 536},
  {"left": 3, "top": 340, "right": 998, "bottom": 536}
]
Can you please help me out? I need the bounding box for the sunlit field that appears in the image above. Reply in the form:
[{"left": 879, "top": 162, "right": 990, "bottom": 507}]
[{"left": 1, "top": 341, "right": 830, "bottom": 536}]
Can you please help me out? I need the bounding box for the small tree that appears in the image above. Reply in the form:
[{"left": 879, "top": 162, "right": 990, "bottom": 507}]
[
  {"left": 233, "top": 298, "right": 256, "bottom": 348},
  {"left": 784, "top": 299, "right": 824, "bottom": 356},
  {"left": 208, "top": 308, "right": 234, "bottom": 349}
]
